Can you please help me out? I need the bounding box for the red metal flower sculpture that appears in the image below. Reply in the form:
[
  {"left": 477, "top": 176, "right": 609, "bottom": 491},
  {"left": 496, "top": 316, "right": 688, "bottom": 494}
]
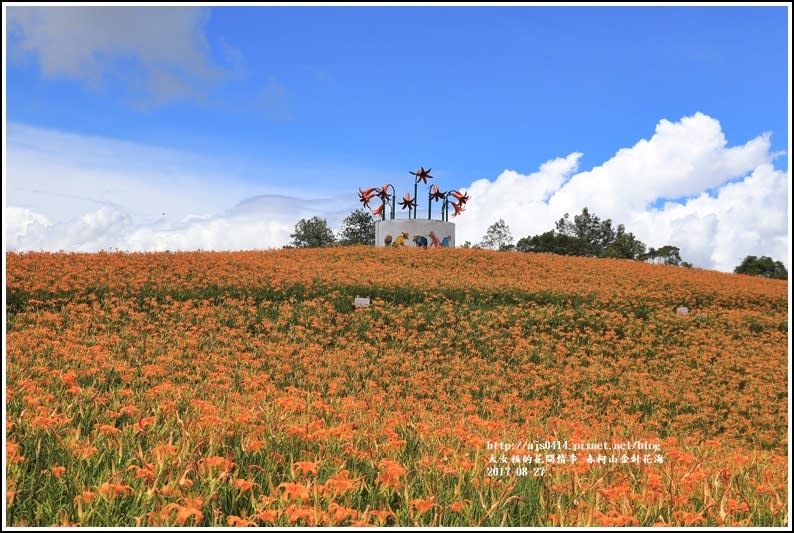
[
  {"left": 357, "top": 164, "right": 470, "bottom": 222},
  {"left": 427, "top": 184, "right": 445, "bottom": 219},
  {"left": 399, "top": 192, "right": 416, "bottom": 211},
  {"left": 410, "top": 166, "right": 433, "bottom": 184},
  {"left": 377, "top": 184, "right": 392, "bottom": 202},
  {"left": 358, "top": 187, "right": 378, "bottom": 208},
  {"left": 448, "top": 190, "right": 470, "bottom": 205},
  {"left": 429, "top": 184, "right": 445, "bottom": 202}
]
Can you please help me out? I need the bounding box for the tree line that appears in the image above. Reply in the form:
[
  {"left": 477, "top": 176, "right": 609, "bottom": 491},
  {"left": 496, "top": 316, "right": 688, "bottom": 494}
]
[
  {"left": 475, "top": 207, "right": 690, "bottom": 266},
  {"left": 288, "top": 207, "right": 787, "bottom": 280},
  {"left": 287, "top": 210, "right": 374, "bottom": 248}
]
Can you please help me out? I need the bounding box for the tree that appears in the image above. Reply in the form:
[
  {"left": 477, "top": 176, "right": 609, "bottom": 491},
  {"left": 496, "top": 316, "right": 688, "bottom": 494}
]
[
  {"left": 479, "top": 219, "right": 513, "bottom": 250},
  {"left": 517, "top": 206, "right": 695, "bottom": 266},
  {"left": 645, "top": 245, "right": 683, "bottom": 266},
  {"left": 601, "top": 225, "right": 646, "bottom": 260},
  {"left": 516, "top": 231, "right": 590, "bottom": 255},
  {"left": 337, "top": 209, "right": 375, "bottom": 246},
  {"left": 555, "top": 208, "right": 616, "bottom": 256},
  {"left": 734, "top": 256, "right": 788, "bottom": 279},
  {"left": 290, "top": 216, "right": 336, "bottom": 248}
]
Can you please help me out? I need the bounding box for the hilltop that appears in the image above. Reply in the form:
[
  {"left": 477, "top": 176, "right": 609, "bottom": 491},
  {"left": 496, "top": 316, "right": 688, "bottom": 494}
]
[{"left": 5, "top": 248, "right": 789, "bottom": 526}]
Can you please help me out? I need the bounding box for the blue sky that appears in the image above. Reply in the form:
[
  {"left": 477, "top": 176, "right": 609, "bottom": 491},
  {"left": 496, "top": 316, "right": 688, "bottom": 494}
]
[{"left": 4, "top": 5, "right": 791, "bottom": 271}]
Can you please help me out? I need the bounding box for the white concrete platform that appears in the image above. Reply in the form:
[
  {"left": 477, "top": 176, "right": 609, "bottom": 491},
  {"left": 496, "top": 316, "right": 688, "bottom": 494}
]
[{"left": 375, "top": 219, "right": 455, "bottom": 248}]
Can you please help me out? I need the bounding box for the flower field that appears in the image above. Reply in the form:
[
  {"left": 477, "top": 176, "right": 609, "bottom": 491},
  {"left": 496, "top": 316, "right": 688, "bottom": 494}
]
[{"left": 5, "top": 248, "right": 789, "bottom": 526}]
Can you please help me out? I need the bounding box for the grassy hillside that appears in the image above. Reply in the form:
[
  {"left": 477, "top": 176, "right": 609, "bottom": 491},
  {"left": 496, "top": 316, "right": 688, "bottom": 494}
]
[{"left": 5, "top": 248, "right": 789, "bottom": 526}]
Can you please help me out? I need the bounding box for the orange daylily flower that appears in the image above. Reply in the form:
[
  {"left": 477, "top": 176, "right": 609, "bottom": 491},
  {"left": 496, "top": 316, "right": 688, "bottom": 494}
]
[
  {"left": 287, "top": 506, "right": 316, "bottom": 525},
  {"left": 328, "top": 502, "right": 358, "bottom": 524},
  {"left": 73, "top": 490, "right": 96, "bottom": 505},
  {"left": 119, "top": 404, "right": 141, "bottom": 417},
  {"left": 369, "top": 510, "right": 395, "bottom": 526},
  {"left": 253, "top": 509, "right": 279, "bottom": 524},
  {"left": 410, "top": 497, "right": 436, "bottom": 514},
  {"left": 244, "top": 439, "right": 265, "bottom": 453},
  {"left": 96, "top": 424, "right": 121, "bottom": 436},
  {"left": 233, "top": 478, "right": 257, "bottom": 493},
  {"left": 448, "top": 500, "right": 469, "bottom": 513},
  {"left": 164, "top": 503, "right": 203, "bottom": 526},
  {"left": 321, "top": 472, "right": 358, "bottom": 496},
  {"left": 226, "top": 515, "right": 254, "bottom": 527},
  {"left": 98, "top": 482, "right": 133, "bottom": 499},
  {"left": 135, "top": 415, "right": 156, "bottom": 433},
  {"left": 375, "top": 459, "right": 406, "bottom": 490},
  {"left": 278, "top": 482, "right": 310, "bottom": 501},
  {"left": 7, "top": 442, "right": 25, "bottom": 464},
  {"left": 293, "top": 460, "right": 318, "bottom": 476},
  {"left": 127, "top": 463, "right": 155, "bottom": 482},
  {"left": 201, "top": 455, "right": 234, "bottom": 472},
  {"left": 181, "top": 496, "right": 204, "bottom": 509},
  {"left": 151, "top": 443, "right": 177, "bottom": 460}
]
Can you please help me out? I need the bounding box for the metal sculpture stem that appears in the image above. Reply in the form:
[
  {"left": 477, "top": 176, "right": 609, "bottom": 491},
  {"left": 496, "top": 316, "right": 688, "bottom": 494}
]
[
  {"left": 387, "top": 184, "right": 396, "bottom": 220},
  {"left": 413, "top": 182, "right": 418, "bottom": 220},
  {"left": 428, "top": 189, "right": 432, "bottom": 220},
  {"left": 358, "top": 165, "right": 467, "bottom": 224}
]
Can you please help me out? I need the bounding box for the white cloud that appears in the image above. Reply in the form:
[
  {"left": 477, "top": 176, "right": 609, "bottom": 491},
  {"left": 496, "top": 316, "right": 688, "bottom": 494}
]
[
  {"left": 14, "top": 207, "right": 135, "bottom": 253},
  {"left": 630, "top": 163, "right": 789, "bottom": 271},
  {"left": 5, "top": 114, "right": 789, "bottom": 272},
  {"left": 7, "top": 199, "right": 354, "bottom": 253},
  {"left": 6, "top": 122, "right": 255, "bottom": 225},
  {"left": 6, "top": 207, "right": 50, "bottom": 249},
  {"left": 7, "top": 6, "right": 234, "bottom": 104},
  {"left": 546, "top": 113, "right": 775, "bottom": 215},
  {"left": 4, "top": 122, "right": 360, "bottom": 253},
  {"left": 454, "top": 113, "right": 789, "bottom": 272},
  {"left": 452, "top": 153, "right": 582, "bottom": 247}
]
